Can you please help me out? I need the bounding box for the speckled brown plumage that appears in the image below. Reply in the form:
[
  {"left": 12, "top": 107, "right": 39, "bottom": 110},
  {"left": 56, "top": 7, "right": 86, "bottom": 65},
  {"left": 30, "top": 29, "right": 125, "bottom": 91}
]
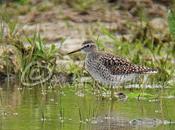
[
  {"left": 98, "top": 53, "right": 157, "bottom": 75},
  {"left": 68, "top": 40, "right": 157, "bottom": 86}
]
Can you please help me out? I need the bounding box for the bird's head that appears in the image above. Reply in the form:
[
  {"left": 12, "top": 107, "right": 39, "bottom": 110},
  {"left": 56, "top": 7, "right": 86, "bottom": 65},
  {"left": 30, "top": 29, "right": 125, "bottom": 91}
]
[{"left": 68, "top": 40, "right": 97, "bottom": 54}]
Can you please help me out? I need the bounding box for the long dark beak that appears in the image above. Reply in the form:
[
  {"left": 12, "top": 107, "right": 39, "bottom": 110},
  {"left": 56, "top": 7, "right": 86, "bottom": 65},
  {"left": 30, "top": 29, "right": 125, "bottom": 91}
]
[{"left": 67, "top": 48, "right": 82, "bottom": 55}]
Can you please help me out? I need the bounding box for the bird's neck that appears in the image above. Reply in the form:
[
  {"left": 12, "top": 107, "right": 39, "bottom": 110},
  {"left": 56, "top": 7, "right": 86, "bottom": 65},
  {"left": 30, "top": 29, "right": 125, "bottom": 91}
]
[
  {"left": 86, "top": 51, "right": 98, "bottom": 60},
  {"left": 86, "top": 50, "right": 96, "bottom": 55}
]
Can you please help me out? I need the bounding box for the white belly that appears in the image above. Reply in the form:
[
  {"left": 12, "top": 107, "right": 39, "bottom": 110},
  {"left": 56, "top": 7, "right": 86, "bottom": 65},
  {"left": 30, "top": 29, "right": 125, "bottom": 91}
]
[{"left": 85, "top": 61, "right": 137, "bottom": 86}]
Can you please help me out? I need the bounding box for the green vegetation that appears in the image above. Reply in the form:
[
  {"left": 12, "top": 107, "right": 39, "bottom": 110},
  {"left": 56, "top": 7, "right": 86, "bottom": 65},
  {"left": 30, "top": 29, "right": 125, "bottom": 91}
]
[
  {"left": 168, "top": 10, "right": 175, "bottom": 40},
  {"left": 66, "top": 0, "right": 96, "bottom": 12},
  {"left": 0, "top": 18, "right": 59, "bottom": 85},
  {"left": 53, "top": 0, "right": 99, "bottom": 12}
]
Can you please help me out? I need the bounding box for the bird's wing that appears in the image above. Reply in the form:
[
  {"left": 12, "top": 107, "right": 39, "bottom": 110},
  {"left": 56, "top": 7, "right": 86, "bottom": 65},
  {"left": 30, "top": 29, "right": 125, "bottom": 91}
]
[
  {"left": 98, "top": 53, "right": 157, "bottom": 75},
  {"left": 98, "top": 53, "right": 132, "bottom": 67},
  {"left": 109, "top": 65, "right": 157, "bottom": 75}
]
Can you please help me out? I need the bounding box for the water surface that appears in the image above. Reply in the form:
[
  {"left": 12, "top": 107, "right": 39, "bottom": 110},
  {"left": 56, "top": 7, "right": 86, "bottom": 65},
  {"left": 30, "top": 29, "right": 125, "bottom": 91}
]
[{"left": 0, "top": 81, "right": 175, "bottom": 130}]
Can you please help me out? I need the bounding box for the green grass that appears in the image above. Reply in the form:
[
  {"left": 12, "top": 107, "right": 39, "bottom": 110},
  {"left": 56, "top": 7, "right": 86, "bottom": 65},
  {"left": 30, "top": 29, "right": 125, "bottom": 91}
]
[
  {"left": 0, "top": 0, "right": 28, "bottom": 4},
  {"left": 58, "top": 0, "right": 97, "bottom": 12},
  {"left": 0, "top": 17, "right": 59, "bottom": 85}
]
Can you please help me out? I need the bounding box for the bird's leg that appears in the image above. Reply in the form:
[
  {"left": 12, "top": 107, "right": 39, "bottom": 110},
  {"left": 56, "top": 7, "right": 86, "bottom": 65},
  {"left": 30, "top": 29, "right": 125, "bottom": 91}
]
[
  {"left": 93, "top": 80, "right": 104, "bottom": 98},
  {"left": 110, "top": 85, "right": 114, "bottom": 100},
  {"left": 94, "top": 80, "right": 101, "bottom": 97},
  {"left": 137, "top": 75, "right": 148, "bottom": 100},
  {"left": 107, "top": 99, "right": 114, "bottom": 130},
  {"left": 142, "top": 74, "right": 148, "bottom": 87}
]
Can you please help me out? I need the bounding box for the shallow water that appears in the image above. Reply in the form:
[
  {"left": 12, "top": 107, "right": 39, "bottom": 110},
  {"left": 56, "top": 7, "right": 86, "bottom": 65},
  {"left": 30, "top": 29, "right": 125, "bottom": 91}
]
[{"left": 0, "top": 81, "right": 175, "bottom": 130}]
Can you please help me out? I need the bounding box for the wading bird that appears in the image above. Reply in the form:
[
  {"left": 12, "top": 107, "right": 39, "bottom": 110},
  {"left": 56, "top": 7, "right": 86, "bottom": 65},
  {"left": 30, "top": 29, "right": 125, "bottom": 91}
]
[{"left": 68, "top": 40, "right": 157, "bottom": 99}]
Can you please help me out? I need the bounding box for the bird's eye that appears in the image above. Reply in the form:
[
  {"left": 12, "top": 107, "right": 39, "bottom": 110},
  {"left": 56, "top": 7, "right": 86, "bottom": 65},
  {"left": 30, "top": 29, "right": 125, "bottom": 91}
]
[{"left": 86, "top": 44, "right": 90, "bottom": 47}]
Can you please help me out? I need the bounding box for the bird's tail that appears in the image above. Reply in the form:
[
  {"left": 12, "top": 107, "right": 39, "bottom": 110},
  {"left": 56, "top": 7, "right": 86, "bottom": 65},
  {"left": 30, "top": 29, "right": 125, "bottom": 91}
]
[{"left": 136, "top": 66, "right": 158, "bottom": 74}]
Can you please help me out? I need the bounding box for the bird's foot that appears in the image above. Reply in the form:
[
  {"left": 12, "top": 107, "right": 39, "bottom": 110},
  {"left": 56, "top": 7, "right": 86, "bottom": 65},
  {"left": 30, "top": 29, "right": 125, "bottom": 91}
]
[{"left": 109, "top": 92, "right": 128, "bottom": 101}]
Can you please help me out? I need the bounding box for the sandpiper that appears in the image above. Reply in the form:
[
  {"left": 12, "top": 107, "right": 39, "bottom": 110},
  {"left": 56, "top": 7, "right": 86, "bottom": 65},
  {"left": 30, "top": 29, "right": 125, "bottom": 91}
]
[{"left": 68, "top": 40, "right": 157, "bottom": 98}]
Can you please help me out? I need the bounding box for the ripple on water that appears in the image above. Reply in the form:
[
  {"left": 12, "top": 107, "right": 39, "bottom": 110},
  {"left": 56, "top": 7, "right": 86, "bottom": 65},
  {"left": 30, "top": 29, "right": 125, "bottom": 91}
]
[{"left": 90, "top": 115, "right": 174, "bottom": 130}]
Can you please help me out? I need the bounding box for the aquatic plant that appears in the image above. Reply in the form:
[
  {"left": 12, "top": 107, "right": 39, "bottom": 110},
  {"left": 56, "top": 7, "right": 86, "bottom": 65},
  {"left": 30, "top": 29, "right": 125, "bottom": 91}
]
[
  {"left": 0, "top": 18, "right": 59, "bottom": 86},
  {"left": 21, "top": 33, "right": 58, "bottom": 86},
  {"left": 168, "top": 10, "right": 175, "bottom": 40}
]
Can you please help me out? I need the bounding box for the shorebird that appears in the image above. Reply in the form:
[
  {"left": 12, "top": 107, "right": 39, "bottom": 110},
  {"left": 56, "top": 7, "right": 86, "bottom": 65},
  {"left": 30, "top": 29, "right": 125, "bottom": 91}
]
[{"left": 68, "top": 40, "right": 157, "bottom": 98}]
